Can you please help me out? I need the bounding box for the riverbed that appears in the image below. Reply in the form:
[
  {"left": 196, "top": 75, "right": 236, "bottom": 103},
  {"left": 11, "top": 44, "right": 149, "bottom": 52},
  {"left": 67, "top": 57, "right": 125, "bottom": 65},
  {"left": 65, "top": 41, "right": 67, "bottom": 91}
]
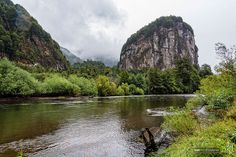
[{"left": 0, "top": 95, "right": 191, "bottom": 157}]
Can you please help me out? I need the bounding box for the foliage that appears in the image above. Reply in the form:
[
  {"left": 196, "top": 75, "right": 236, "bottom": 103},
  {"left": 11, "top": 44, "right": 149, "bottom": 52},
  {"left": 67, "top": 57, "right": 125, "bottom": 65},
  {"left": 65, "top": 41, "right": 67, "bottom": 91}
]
[
  {"left": 147, "top": 69, "right": 166, "bottom": 94},
  {"left": 74, "top": 60, "right": 107, "bottom": 78},
  {"left": 120, "top": 83, "right": 130, "bottom": 95},
  {"left": 175, "top": 58, "right": 200, "bottom": 93},
  {"left": 96, "top": 75, "right": 118, "bottom": 96},
  {"left": 159, "top": 42, "right": 236, "bottom": 157},
  {"left": 226, "top": 103, "right": 236, "bottom": 120},
  {"left": 68, "top": 75, "right": 97, "bottom": 96},
  {"left": 0, "top": 58, "right": 38, "bottom": 96},
  {"left": 40, "top": 74, "right": 80, "bottom": 96},
  {"left": 162, "top": 110, "right": 199, "bottom": 136},
  {"left": 199, "top": 74, "right": 234, "bottom": 96},
  {"left": 199, "top": 64, "right": 213, "bottom": 78},
  {"left": 207, "top": 90, "right": 234, "bottom": 110},
  {"left": 128, "top": 84, "right": 144, "bottom": 95},
  {"left": 160, "top": 120, "right": 236, "bottom": 157},
  {"left": 215, "top": 43, "right": 236, "bottom": 76},
  {"left": 135, "top": 87, "right": 144, "bottom": 95},
  {"left": 186, "top": 95, "right": 205, "bottom": 110},
  {"left": 116, "top": 86, "right": 125, "bottom": 96},
  {"left": 229, "top": 132, "right": 236, "bottom": 144}
]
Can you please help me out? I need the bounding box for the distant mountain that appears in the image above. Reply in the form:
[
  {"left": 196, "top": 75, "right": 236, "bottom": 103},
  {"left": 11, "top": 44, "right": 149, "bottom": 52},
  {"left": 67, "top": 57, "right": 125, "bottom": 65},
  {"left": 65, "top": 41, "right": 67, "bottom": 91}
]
[
  {"left": 0, "top": 0, "right": 69, "bottom": 70},
  {"left": 93, "top": 56, "right": 118, "bottom": 67},
  {"left": 118, "top": 16, "right": 198, "bottom": 70},
  {"left": 60, "top": 47, "right": 82, "bottom": 65}
]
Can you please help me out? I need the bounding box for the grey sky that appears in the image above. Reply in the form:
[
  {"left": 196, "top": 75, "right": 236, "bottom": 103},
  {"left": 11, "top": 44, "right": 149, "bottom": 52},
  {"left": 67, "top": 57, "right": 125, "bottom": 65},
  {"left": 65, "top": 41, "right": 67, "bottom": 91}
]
[{"left": 12, "top": 0, "right": 236, "bottom": 68}]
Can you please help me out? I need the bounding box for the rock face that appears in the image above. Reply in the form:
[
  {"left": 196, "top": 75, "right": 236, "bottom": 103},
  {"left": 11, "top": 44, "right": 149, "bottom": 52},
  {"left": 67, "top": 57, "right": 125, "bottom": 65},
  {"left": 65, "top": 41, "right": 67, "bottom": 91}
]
[
  {"left": 118, "top": 16, "right": 198, "bottom": 70},
  {"left": 0, "top": 0, "right": 69, "bottom": 70}
]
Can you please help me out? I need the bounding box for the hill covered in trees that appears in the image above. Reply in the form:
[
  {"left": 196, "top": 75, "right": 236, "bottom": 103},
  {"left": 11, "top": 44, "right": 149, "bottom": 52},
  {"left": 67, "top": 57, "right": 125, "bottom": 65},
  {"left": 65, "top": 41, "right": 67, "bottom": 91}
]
[{"left": 0, "top": 0, "right": 69, "bottom": 70}]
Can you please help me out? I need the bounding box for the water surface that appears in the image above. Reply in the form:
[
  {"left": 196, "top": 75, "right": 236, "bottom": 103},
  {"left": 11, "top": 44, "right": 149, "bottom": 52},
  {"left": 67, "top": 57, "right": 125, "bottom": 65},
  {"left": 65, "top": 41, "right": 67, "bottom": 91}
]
[{"left": 0, "top": 95, "right": 190, "bottom": 157}]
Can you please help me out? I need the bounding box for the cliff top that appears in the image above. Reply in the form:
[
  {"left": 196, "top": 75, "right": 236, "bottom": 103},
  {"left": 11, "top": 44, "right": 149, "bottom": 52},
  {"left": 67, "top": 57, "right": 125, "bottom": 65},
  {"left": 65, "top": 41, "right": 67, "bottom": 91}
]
[{"left": 122, "top": 16, "right": 194, "bottom": 51}]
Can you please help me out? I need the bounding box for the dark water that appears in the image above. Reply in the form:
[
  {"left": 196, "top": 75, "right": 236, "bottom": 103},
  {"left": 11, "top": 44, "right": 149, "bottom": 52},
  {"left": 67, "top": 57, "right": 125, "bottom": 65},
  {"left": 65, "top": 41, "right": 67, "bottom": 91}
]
[{"left": 0, "top": 95, "right": 190, "bottom": 157}]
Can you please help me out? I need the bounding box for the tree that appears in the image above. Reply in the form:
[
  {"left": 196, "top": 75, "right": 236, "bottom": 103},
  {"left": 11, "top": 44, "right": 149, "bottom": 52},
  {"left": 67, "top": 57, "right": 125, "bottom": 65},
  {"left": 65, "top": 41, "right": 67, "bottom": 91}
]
[
  {"left": 199, "top": 64, "right": 213, "bottom": 78},
  {"left": 175, "top": 58, "right": 200, "bottom": 93},
  {"left": 0, "top": 58, "right": 38, "bottom": 96},
  {"left": 147, "top": 69, "right": 166, "bottom": 94},
  {"left": 119, "top": 70, "right": 130, "bottom": 85},
  {"left": 215, "top": 42, "right": 236, "bottom": 77}
]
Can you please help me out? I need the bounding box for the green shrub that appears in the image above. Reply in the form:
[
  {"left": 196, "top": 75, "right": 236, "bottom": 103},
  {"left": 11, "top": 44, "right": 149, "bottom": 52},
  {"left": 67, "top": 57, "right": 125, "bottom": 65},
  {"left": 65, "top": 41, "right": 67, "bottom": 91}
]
[
  {"left": 226, "top": 103, "right": 236, "bottom": 120},
  {"left": 128, "top": 84, "right": 144, "bottom": 95},
  {"left": 116, "top": 86, "right": 125, "bottom": 96},
  {"left": 120, "top": 83, "right": 130, "bottom": 95},
  {"left": 207, "top": 90, "right": 234, "bottom": 110},
  {"left": 40, "top": 74, "right": 80, "bottom": 96},
  {"left": 109, "top": 82, "right": 117, "bottom": 96},
  {"left": 96, "top": 75, "right": 118, "bottom": 96},
  {"left": 68, "top": 75, "right": 97, "bottom": 96},
  {"left": 135, "top": 87, "right": 144, "bottom": 95},
  {"left": 186, "top": 95, "right": 205, "bottom": 110},
  {"left": 162, "top": 110, "right": 198, "bottom": 136},
  {"left": 0, "top": 58, "right": 38, "bottom": 96},
  {"left": 128, "top": 84, "right": 137, "bottom": 95}
]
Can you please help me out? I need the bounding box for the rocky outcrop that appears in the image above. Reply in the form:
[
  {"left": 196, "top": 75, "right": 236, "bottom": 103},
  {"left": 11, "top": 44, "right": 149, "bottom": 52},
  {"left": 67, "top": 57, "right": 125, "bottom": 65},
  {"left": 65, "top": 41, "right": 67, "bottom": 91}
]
[
  {"left": 0, "top": 0, "right": 69, "bottom": 70},
  {"left": 118, "top": 16, "right": 198, "bottom": 70},
  {"left": 140, "top": 127, "right": 173, "bottom": 156}
]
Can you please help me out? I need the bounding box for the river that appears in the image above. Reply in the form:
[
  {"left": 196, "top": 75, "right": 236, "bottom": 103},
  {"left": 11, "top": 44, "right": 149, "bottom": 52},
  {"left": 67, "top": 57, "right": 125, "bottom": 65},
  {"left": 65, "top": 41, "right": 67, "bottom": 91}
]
[{"left": 0, "top": 95, "right": 191, "bottom": 157}]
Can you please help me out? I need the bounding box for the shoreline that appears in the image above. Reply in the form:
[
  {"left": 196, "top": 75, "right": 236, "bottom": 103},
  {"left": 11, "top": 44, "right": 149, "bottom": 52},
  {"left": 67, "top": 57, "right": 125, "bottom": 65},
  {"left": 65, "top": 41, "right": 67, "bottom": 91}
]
[{"left": 0, "top": 94, "right": 195, "bottom": 104}]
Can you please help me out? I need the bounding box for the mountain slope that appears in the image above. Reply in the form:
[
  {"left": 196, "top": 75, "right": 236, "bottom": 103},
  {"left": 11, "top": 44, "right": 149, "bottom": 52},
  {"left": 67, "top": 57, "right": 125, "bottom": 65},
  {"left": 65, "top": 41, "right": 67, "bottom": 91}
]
[
  {"left": 60, "top": 47, "right": 82, "bottom": 65},
  {"left": 0, "top": 0, "right": 69, "bottom": 70},
  {"left": 118, "top": 16, "right": 198, "bottom": 70}
]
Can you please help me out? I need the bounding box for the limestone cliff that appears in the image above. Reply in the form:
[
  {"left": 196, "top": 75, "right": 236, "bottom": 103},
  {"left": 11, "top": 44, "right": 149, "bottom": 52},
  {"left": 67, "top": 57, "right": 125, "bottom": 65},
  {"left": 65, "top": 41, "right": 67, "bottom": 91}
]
[
  {"left": 0, "top": 0, "right": 69, "bottom": 70},
  {"left": 118, "top": 16, "right": 198, "bottom": 70}
]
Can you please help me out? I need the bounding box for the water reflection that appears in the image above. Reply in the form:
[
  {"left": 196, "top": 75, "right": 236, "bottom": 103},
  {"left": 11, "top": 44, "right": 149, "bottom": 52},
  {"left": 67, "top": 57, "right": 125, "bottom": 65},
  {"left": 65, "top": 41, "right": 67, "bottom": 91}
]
[{"left": 0, "top": 95, "right": 189, "bottom": 157}]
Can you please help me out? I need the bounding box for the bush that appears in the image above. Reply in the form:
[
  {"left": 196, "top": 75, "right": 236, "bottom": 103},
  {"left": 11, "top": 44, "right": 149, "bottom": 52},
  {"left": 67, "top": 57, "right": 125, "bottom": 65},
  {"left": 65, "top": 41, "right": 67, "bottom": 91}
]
[
  {"left": 68, "top": 75, "right": 97, "bottom": 96},
  {"left": 120, "top": 83, "right": 130, "bottom": 95},
  {"left": 129, "top": 84, "right": 137, "bottom": 95},
  {"left": 186, "top": 95, "right": 205, "bottom": 110},
  {"left": 226, "top": 103, "right": 236, "bottom": 120},
  {"left": 40, "top": 74, "right": 80, "bottom": 96},
  {"left": 207, "top": 90, "right": 234, "bottom": 110},
  {"left": 0, "top": 58, "right": 38, "bottom": 96},
  {"left": 96, "top": 75, "right": 118, "bottom": 96},
  {"left": 199, "top": 75, "right": 234, "bottom": 97},
  {"left": 162, "top": 110, "right": 198, "bottom": 136},
  {"left": 135, "top": 87, "right": 144, "bottom": 95},
  {"left": 116, "top": 86, "right": 125, "bottom": 96}
]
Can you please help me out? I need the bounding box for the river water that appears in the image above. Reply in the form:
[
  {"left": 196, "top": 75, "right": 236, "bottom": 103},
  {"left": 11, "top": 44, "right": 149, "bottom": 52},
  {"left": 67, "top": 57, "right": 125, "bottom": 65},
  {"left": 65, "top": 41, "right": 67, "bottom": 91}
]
[{"left": 0, "top": 95, "right": 190, "bottom": 157}]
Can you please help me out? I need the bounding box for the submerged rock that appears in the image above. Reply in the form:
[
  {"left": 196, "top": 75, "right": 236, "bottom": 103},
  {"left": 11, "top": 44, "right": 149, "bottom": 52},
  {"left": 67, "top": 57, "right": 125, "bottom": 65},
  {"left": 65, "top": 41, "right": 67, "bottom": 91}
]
[
  {"left": 139, "top": 127, "right": 173, "bottom": 156},
  {"left": 146, "top": 108, "right": 177, "bottom": 116}
]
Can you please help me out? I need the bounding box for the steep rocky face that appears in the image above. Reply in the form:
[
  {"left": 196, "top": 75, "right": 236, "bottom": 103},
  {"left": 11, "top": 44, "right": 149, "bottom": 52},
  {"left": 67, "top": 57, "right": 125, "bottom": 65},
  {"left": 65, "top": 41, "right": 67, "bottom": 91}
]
[
  {"left": 118, "top": 16, "right": 198, "bottom": 70},
  {"left": 0, "top": 0, "right": 69, "bottom": 70}
]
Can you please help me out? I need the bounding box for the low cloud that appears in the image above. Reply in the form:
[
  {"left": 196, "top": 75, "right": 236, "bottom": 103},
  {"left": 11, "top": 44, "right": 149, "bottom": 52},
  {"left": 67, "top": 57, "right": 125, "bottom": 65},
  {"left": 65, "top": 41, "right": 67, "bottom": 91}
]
[{"left": 13, "top": 0, "right": 126, "bottom": 61}]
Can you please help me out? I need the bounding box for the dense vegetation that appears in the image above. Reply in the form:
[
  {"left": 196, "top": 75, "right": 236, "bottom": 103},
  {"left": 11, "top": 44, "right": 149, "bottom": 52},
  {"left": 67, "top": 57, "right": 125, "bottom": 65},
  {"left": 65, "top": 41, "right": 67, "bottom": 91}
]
[
  {"left": 0, "top": 56, "right": 208, "bottom": 97},
  {"left": 122, "top": 16, "right": 194, "bottom": 51},
  {"left": 152, "top": 43, "right": 236, "bottom": 157}
]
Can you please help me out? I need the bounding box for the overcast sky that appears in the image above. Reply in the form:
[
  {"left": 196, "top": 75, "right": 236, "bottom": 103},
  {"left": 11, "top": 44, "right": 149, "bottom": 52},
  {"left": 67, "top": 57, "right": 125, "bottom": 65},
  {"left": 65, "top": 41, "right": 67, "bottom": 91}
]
[{"left": 12, "top": 0, "right": 236, "bottom": 68}]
